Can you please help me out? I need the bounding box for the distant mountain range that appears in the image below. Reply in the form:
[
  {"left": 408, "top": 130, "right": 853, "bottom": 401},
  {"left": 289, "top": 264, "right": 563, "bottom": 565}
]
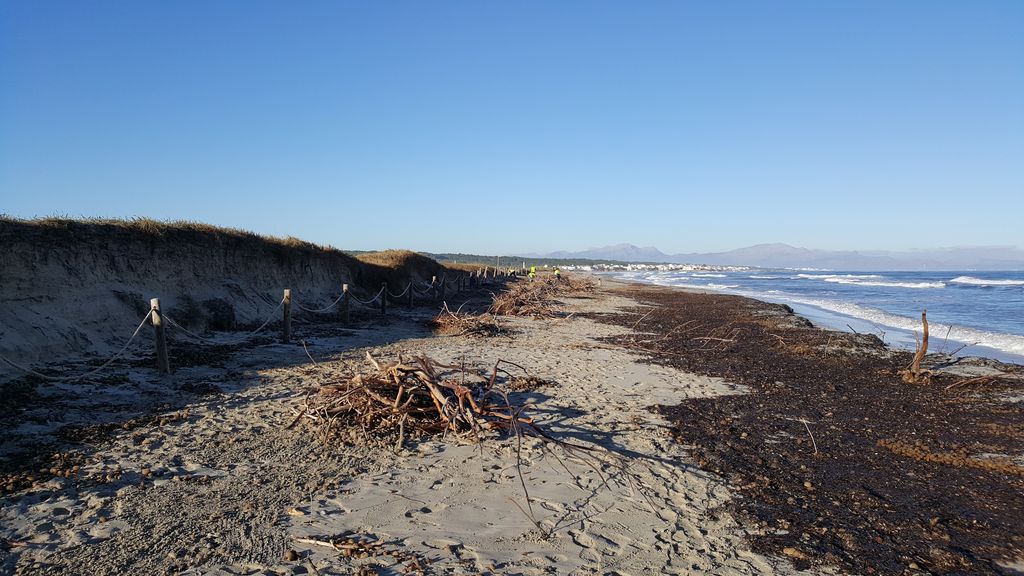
[{"left": 523, "top": 243, "right": 1024, "bottom": 270}]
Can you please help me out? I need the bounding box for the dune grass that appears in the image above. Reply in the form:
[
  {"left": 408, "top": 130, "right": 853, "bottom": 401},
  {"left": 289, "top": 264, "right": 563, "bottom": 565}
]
[
  {"left": 1, "top": 216, "right": 464, "bottom": 279},
  {"left": 1, "top": 215, "right": 340, "bottom": 253},
  {"left": 356, "top": 250, "right": 437, "bottom": 268}
]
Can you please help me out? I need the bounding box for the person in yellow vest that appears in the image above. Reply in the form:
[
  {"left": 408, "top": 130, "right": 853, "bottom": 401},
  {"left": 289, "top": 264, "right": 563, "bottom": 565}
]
[
  {"left": 528, "top": 266, "right": 537, "bottom": 281},
  {"left": 554, "top": 267, "right": 561, "bottom": 281}
]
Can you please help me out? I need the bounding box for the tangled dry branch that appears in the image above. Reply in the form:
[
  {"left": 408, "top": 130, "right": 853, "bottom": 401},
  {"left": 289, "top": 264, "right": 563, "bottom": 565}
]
[
  {"left": 287, "top": 351, "right": 656, "bottom": 534},
  {"left": 488, "top": 275, "right": 596, "bottom": 318},
  {"left": 429, "top": 302, "right": 506, "bottom": 337},
  {"left": 288, "top": 353, "right": 551, "bottom": 449}
]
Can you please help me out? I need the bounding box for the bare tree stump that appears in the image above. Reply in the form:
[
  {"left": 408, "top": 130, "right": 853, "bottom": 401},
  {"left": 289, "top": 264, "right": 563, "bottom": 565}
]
[{"left": 900, "top": 309, "right": 932, "bottom": 384}]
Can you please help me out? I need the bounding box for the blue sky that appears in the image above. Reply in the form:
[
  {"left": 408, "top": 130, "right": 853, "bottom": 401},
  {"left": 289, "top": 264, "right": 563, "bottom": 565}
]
[{"left": 2, "top": 1, "right": 1021, "bottom": 255}]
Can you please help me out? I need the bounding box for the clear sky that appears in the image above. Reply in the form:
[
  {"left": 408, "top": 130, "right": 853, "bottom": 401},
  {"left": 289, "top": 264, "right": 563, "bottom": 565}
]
[{"left": 2, "top": 1, "right": 1021, "bottom": 255}]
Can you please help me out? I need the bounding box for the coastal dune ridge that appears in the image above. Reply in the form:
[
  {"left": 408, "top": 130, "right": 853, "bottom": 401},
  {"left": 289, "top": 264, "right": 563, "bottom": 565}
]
[{"left": 0, "top": 216, "right": 449, "bottom": 374}]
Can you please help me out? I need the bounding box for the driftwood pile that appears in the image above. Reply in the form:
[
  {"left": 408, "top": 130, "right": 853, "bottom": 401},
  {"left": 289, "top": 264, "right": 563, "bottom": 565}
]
[
  {"left": 288, "top": 350, "right": 656, "bottom": 538},
  {"left": 289, "top": 352, "right": 542, "bottom": 447},
  {"left": 489, "top": 275, "right": 596, "bottom": 318},
  {"left": 429, "top": 302, "right": 505, "bottom": 337}
]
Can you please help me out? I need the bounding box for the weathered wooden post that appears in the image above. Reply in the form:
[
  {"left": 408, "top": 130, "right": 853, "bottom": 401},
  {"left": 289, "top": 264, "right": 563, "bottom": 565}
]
[
  {"left": 282, "top": 289, "right": 291, "bottom": 343},
  {"left": 381, "top": 282, "right": 387, "bottom": 316},
  {"left": 150, "top": 298, "right": 170, "bottom": 374},
  {"left": 431, "top": 276, "right": 437, "bottom": 301},
  {"left": 341, "top": 284, "right": 350, "bottom": 324},
  {"left": 408, "top": 281, "right": 414, "bottom": 308}
]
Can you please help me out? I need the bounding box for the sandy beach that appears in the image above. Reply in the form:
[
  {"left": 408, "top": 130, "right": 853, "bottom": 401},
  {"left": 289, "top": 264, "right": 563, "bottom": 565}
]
[
  {"left": 1, "top": 279, "right": 811, "bottom": 575},
  {"left": 2, "top": 277, "right": 1021, "bottom": 575}
]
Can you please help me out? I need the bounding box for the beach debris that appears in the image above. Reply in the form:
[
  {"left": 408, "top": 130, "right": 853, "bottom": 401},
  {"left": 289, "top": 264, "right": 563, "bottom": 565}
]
[
  {"left": 488, "top": 275, "right": 595, "bottom": 318},
  {"left": 288, "top": 351, "right": 657, "bottom": 535},
  {"left": 429, "top": 302, "right": 505, "bottom": 337},
  {"left": 877, "top": 438, "right": 1024, "bottom": 476},
  {"left": 507, "top": 375, "right": 551, "bottom": 391},
  {"left": 899, "top": 310, "right": 933, "bottom": 384},
  {"left": 295, "top": 531, "right": 428, "bottom": 574},
  {"left": 288, "top": 352, "right": 541, "bottom": 445}
]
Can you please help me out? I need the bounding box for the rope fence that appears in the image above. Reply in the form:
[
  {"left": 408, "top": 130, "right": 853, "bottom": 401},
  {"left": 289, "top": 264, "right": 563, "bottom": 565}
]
[
  {"left": 348, "top": 285, "right": 386, "bottom": 306},
  {"left": 164, "top": 297, "right": 285, "bottom": 345},
  {"left": 294, "top": 291, "right": 346, "bottom": 314},
  {"left": 1, "top": 267, "right": 519, "bottom": 381},
  {"left": 0, "top": 311, "right": 153, "bottom": 382}
]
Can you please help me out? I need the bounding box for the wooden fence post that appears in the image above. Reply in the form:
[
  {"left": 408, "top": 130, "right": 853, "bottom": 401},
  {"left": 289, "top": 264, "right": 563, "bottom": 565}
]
[
  {"left": 341, "top": 284, "right": 350, "bottom": 324},
  {"left": 282, "top": 289, "right": 291, "bottom": 343},
  {"left": 431, "top": 276, "right": 437, "bottom": 301},
  {"left": 381, "top": 282, "right": 387, "bottom": 316},
  {"left": 150, "top": 298, "right": 170, "bottom": 374}
]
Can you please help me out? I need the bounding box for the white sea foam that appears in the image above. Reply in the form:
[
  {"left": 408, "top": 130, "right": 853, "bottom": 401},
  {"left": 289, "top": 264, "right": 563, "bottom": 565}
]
[
  {"left": 692, "top": 273, "right": 726, "bottom": 278},
  {"left": 618, "top": 271, "right": 1024, "bottom": 359},
  {"left": 950, "top": 276, "right": 1024, "bottom": 287},
  {"left": 797, "top": 273, "right": 883, "bottom": 279},
  {"left": 748, "top": 275, "right": 779, "bottom": 279},
  {"left": 796, "top": 273, "right": 942, "bottom": 289},
  {"left": 653, "top": 280, "right": 740, "bottom": 291},
  {"left": 779, "top": 296, "right": 1024, "bottom": 357},
  {"left": 821, "top": 277, "right": 945, "bottom": 289}
]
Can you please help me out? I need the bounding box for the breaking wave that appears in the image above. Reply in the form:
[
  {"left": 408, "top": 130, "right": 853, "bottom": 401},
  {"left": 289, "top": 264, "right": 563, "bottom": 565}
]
[
  {"left": 797, "top": 273, "right": 943, "bottom": 289},
  {"left": 950, "top": 276, "right": 1024, "bottom": 287},
  {"left": 780, "top": 297, "right": 1024, "bottom": 357}
]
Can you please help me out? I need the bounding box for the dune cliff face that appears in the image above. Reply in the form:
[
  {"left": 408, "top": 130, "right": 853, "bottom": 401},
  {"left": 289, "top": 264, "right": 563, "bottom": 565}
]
[{"left": 0, "top": 220, "right": 444, "bottom": 372}]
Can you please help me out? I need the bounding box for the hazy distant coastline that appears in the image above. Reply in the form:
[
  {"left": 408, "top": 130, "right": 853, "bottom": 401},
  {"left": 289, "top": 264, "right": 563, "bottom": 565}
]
[{"left": 521, "top": 243, "right": 1024, "bottom": 271}]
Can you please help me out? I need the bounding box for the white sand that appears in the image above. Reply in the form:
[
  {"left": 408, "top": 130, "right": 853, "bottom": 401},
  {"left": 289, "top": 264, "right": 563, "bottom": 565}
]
[{"left": 1, "top": 289, "right": 815, "bottom": 575}]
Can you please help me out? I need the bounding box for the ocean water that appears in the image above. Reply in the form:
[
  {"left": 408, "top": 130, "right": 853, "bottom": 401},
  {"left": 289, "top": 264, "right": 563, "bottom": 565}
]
[{"left": 612, "top": 269, "right": 1024, "bottom": 364}]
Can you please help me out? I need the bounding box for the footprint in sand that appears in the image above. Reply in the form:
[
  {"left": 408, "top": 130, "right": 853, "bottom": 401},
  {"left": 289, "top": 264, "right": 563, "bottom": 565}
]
[
  {"left": 656, "top": 508, "right": 678, "bottom": 523},
  {"left": 424, "top": 538, "right": 480, "bottom": 563},
  {"left": 597, "top": 531, "right": 634, "bottom": 554},
  {"left": 567, "top": 528, "right": 597, "bottom": 550}
]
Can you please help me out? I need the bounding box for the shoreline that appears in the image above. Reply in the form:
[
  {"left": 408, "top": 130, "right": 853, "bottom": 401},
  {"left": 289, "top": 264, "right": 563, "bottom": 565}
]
[
  {"left": 1, "top": 278, "right": 1020, "bottom": 574},
  {"left": 594, "top": 279, "right": 1023, "bottom": 574},
  {"left": 603, "top": 272, "right": 1024, "bottom": 365}
]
